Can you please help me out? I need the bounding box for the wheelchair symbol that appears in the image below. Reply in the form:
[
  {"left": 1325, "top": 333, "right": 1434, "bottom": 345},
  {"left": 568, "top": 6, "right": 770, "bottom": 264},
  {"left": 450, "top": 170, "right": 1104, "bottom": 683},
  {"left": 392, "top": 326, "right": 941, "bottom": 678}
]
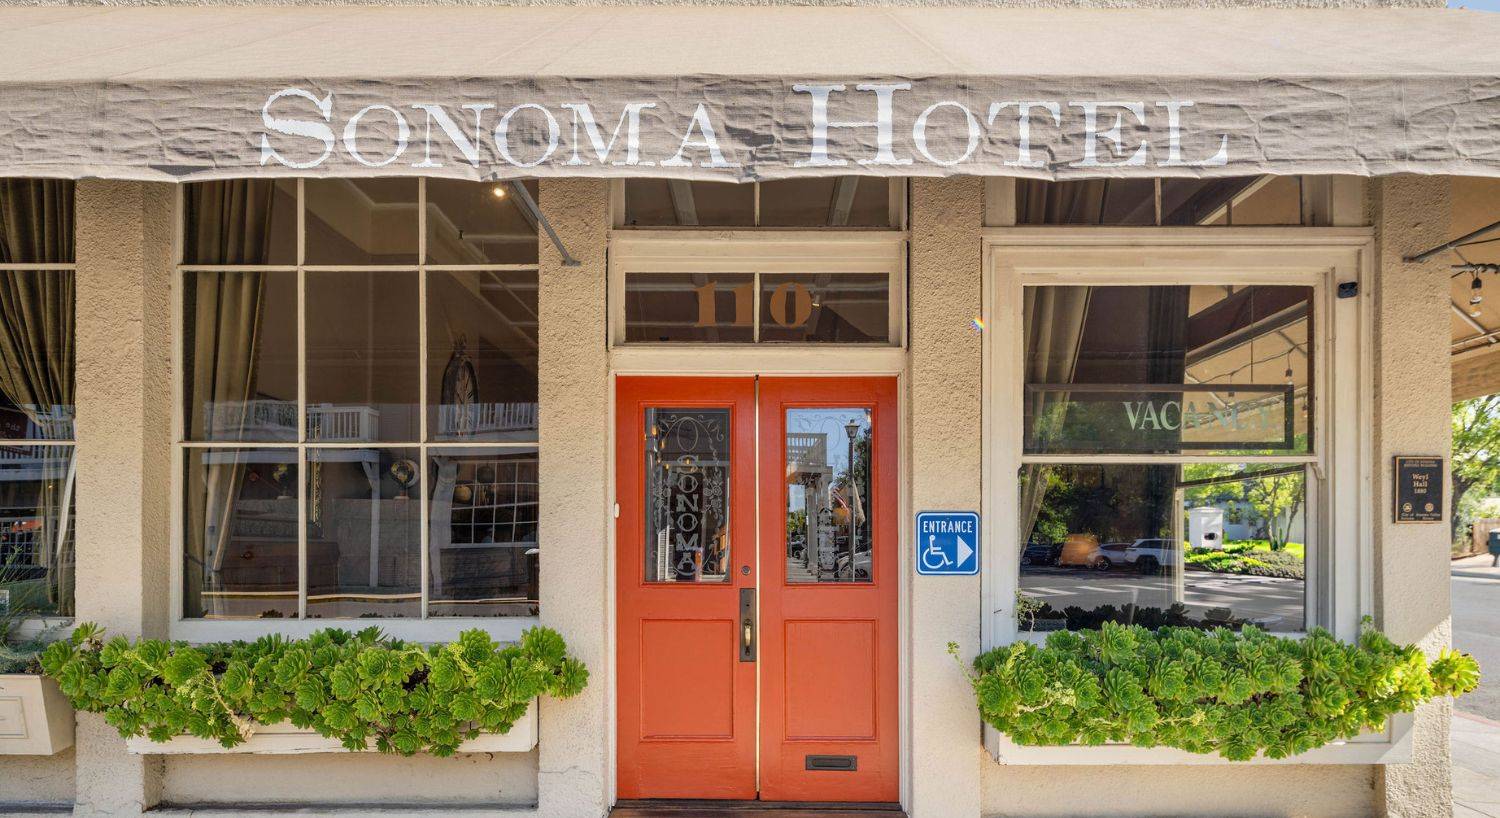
[{"left": 921, "top": 534, "right": 954, "bottom": 572}]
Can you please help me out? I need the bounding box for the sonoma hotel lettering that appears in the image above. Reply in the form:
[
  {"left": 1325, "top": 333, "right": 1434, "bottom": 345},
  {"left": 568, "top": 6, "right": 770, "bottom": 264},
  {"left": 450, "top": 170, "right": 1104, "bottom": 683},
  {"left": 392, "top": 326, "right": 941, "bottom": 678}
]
[{"left": 260, "top": 84, "right": 1232, "bottom": 170}]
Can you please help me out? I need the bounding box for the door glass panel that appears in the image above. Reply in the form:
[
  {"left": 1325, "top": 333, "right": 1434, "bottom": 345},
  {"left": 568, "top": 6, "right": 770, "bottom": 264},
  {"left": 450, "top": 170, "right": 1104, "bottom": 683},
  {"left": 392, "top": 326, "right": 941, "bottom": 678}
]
[
  {"left": 785, "top": 408, "right": 872, "bottom": 583},
  {"left": 644, "top": 408, "right": 731, "bottom": 582}
]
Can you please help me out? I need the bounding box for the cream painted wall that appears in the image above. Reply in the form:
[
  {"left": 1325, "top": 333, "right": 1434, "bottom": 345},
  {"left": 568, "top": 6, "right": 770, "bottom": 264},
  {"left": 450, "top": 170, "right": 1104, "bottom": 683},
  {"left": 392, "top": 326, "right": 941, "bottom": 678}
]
[
  {"left": 161, "top": 750, "right": 538, "bottom": 806},
  {"left": 0, "top": 749, "right": 75, "bottom": 809},
  {"left": 536, "top": 179, "right": 611, "bottom": 818},
  {"left": 908, "top": 177, "right": 985, "bottom": 818},
  {"left": 1371, "top": 175, "right": 1456, "bottom": 818},
  {"left": 982, "top": 761, "right": 1377, "bottom": 817}
]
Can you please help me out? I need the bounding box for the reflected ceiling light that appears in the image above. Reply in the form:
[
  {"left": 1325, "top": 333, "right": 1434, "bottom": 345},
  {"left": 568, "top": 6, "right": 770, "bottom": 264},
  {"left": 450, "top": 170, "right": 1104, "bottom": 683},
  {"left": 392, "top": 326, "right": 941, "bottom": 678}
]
[{"left": 491, "top": 185, "right": 508, "bottom": 199}]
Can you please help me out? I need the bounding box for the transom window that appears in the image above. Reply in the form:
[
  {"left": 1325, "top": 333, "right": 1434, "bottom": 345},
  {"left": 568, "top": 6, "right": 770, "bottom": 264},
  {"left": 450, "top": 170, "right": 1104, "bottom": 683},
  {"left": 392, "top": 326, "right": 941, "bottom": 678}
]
[
  {"left": 1015, "top": 176, "right": 1311, "bottom": 226},
  {"left": 177, "top": 178, "right": 539, "bottom": 627},
  {"left": 0, "top": 179, "right": 75, "bottom": 620},
  {"left": 622, "top": 178, "right": 900, "bottom": 229}
]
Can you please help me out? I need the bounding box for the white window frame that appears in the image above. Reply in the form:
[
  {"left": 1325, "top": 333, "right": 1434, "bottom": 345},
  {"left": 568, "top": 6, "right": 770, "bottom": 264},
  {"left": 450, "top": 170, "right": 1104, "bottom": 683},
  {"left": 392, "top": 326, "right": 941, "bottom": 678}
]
[
  {"left": 608, "top": 231, "right": 909, "bottom": 374},
  {"left": 0, "top": 261, "right": 76, "bottom": 634},
  {"left": 170, "top": 178, "right": 540, "bottom": 644},
  {"left": 979, "top": 227, "right": 1401, "bottom": 764}
]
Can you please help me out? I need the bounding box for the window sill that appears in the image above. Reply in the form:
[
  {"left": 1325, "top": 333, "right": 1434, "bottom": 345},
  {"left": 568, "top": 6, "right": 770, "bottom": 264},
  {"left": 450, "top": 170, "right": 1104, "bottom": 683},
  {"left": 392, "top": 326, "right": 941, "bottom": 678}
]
[
  {"left": 126, "top": 699, "right": 536, "bottom": 756},
  {"left": 983, "top": 713, "right": 1412, "bottom": 766},
  {"left": 169, "top": 616, "right": 538, "bottom": 645}
]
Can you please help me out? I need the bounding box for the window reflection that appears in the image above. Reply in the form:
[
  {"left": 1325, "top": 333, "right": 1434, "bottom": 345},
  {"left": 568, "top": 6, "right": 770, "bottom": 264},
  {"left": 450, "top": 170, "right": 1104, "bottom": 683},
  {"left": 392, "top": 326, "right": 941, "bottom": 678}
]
[
  {"left": 759, "top": 274, "right": 889, "bottom": 344},
  {"left": 644, "top": 409, "right": 730, "bottom": 583},
  {"left": 304, "top": 179, "right": 419, "bottom": 265},
  {"left": 183, "top": 448, "right": 298, "bottom": 619},
  {"left": 1024, "top": 284, "right": 1312, "bottom": 456},
  {"left": 306, "top": 448, "right": 421, "bottom": 618},
  {"left": 0, "top": 445, "right": 74, "bottom": 617},
  {"left": 785, "top": 408, "right": 872, "bottom": 584},
  {"left": 426, "top": 179, "right": 539, "bottom": 265},
  {"left": 1019, "top": 463, "right": 1305, "bottom": 632},
  {"left": 428, "top": 448, "right": 538, "bottom": 617},
  {"left": 427, "top": 270, "right": 538, "bottom": 441},
  {"left": 183, "top": 270, "right": 298, "bottom": 442},
  {"left": 305, "top": 270, "right": 419, "bottom": 443}
]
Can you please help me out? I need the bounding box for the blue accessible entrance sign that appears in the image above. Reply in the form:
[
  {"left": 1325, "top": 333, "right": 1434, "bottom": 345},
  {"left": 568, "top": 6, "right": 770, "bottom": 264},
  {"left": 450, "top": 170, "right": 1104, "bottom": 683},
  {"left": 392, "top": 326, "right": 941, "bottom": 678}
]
[{"left": 915, "top": 511, "right": 980, "bottom": 576}]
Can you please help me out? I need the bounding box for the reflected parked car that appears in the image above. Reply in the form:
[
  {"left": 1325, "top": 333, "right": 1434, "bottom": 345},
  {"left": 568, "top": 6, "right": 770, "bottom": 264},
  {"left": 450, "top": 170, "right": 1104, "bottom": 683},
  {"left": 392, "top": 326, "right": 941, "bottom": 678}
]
[
  {"left": 1088, "top": 538, "right": 1178, "bottom": 574},
  {"left": 1087, "top": 542, "right": 1133, "bottom": 571},
  {"left": 1057, "top": 533, "right": 1100, "bottom": 567},
  {"left": 1020, "top": 541, "right": 1062, "bottom": 567}
]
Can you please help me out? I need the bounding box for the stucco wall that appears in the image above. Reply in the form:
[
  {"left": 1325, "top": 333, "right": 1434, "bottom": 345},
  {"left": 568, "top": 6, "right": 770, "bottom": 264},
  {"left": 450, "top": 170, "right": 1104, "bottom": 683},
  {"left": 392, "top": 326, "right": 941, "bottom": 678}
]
[
  {"left": 160, "top": 751, "right": 538, "bottom": 807},
  {"left": 1371, "top": 175, "right": 1455, "bottom": 818},
  {"left": 0, "top": 749, "right": 75, "bottom": 809},
  {"left": 908, "top": 177, "right": 985, "bottom": 817},
  {"left": 536, "top": 178, "right": 612, "bottom": 817},
  {"left": 982, "top": 761, "right": 1377, "bottom": 817}
]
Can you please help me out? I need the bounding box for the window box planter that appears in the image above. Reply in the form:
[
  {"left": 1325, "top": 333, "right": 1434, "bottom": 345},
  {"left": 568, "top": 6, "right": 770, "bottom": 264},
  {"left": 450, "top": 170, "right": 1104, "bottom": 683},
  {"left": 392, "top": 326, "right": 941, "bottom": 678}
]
[
  {"left": 0, "top": 674, "right": 75, "bottom": 755},
  {"left": 984, "top": 713, "right": 1412, "bottom": 766},
  {"left": 125, "top": 698, "right": 537, "bottom": 756}
]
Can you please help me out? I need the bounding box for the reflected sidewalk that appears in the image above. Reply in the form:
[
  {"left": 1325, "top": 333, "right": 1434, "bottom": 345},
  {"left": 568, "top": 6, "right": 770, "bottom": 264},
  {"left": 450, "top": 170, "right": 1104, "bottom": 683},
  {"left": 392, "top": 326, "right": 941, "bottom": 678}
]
[
  {"left": 1455, "top": 554, "right": 1500, "bottom": 581},
  {"left": 1456, "top": 711, "right": 1500, "bottom": 818}
]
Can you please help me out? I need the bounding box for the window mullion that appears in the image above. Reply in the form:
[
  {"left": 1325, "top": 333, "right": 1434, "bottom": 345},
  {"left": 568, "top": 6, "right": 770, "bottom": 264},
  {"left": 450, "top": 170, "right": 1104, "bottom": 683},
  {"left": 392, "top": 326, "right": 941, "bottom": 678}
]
[
  {"left": 297, "top": 178, "right": 309, "bottom": 621},
  {"left": 418, "top": 179, "right": 430, "bottom": 620}
]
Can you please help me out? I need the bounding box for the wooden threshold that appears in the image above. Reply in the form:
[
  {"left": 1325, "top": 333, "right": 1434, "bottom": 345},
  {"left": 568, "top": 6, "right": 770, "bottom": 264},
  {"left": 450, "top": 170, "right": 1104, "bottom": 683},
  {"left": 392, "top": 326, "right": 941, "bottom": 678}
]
[{"left": 611, "top": 801, "right": 905, "bottom": 818}]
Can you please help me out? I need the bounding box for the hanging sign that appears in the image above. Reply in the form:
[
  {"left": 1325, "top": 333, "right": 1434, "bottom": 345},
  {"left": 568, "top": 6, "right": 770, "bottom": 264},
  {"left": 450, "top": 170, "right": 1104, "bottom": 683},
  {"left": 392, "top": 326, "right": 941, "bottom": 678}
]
[
  {"left": 1394, "top": 456, "right": 1445, "bottom": 523},
  {"left": 916, "top": 511, "right": 980, "bottom": 576}
]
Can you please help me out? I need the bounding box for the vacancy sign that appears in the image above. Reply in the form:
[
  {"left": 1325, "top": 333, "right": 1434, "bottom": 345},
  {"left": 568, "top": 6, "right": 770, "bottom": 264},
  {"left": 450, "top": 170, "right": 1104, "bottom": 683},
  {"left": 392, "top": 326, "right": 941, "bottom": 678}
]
[{"left": 916, "top": 511, "right": 980, "bottom": 576}]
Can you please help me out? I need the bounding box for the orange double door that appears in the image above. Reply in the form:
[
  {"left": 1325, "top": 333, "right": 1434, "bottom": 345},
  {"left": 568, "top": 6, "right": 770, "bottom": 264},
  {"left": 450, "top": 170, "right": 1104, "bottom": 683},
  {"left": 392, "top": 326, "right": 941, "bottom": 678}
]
[{"left": 616, "top": 376, "right": 899, "bottom": 803}]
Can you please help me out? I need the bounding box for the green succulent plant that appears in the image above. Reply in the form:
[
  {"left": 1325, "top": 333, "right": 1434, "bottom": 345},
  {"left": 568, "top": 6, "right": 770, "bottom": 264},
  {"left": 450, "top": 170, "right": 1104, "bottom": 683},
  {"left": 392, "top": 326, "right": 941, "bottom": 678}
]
[
  {"left": 956, "top": 619, "right": 1480, "bottom": 761},
  {"left": 41, "top": 623, "right": 588, "bottom": 756}
]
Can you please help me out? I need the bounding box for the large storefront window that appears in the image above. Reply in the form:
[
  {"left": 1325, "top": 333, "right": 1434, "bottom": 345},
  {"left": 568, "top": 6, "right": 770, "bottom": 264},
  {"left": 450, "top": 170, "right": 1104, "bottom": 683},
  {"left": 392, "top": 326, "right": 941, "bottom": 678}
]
[
  {"left": 0, "top": 179, "right": 76, "bottom": 619},
  {"left": 1018, "top": 283, "right": 1314, "bottom": 633},
  {"left": 180, "top": 179, "right": 539, "bottom": 621}
]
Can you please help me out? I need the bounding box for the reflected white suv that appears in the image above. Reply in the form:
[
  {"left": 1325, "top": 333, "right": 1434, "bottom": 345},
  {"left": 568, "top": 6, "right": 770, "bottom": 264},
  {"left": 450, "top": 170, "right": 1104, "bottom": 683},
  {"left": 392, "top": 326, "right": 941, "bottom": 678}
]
[{"left": 1122, "top": 538, "right": 1178, "bottom": 574}]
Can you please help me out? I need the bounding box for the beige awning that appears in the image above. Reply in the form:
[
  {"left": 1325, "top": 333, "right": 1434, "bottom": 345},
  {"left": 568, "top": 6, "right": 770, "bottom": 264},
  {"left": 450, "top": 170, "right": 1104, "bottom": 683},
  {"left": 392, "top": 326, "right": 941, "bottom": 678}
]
[{"left": 0, "top": 6, "right": 1497, "bottom": 181}]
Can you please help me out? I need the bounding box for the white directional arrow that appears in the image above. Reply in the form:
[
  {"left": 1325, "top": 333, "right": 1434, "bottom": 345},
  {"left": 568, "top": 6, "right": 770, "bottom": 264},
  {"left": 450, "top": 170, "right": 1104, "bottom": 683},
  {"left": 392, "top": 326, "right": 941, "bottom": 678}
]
[{"left": 955, "top": 535, "right": 974, "bottom": 566}]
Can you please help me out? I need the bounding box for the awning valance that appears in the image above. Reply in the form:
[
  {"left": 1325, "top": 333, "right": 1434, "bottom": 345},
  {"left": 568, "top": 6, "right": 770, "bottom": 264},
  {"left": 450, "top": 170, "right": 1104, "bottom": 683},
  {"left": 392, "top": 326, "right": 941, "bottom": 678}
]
[{"left": 2, "top": 6, "right": 1498, "bottom": 182}]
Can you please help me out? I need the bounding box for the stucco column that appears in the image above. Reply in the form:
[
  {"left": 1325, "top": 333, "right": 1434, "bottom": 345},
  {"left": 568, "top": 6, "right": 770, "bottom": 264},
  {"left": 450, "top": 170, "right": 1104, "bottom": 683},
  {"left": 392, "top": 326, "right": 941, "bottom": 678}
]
[
  {"left": 536, "top": 179, "right": 611, "bottom": 818},
  {"left": 1370, "top": 175, "right": 1454, "bottom": 818},
  {"left": 71, "top": 180, "right": 174, "bottom": 816},
  {"left": 907, "top": 177, "right": 983, "bottom": 817}
]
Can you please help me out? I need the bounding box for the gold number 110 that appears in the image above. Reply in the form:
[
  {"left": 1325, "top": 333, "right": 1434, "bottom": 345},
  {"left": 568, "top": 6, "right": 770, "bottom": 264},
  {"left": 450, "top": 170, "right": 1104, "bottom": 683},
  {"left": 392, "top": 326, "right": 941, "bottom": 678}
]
[{"left": 693, "top": 280, "right": 813, "bottom": 329}]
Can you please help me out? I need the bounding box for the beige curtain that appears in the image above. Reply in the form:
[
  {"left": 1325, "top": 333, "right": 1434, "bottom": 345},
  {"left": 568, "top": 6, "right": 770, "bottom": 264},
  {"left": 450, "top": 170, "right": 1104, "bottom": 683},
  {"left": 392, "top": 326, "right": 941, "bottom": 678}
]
[
  {"left": 0, "top": 180, "right": 75, "bottom": 615},
  {"left": 1019, "top": 287, "right": 1093, "bottom": 546},
  {"left": 183, "top": 181, "right": 275, "bottom": 617}
]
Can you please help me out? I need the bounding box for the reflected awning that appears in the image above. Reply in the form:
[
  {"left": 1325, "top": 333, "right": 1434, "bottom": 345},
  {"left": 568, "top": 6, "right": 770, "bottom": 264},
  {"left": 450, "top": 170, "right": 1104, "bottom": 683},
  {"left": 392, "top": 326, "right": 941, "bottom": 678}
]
[{"left": 1, "top": 6, "right": 1498, "bottom": 181}]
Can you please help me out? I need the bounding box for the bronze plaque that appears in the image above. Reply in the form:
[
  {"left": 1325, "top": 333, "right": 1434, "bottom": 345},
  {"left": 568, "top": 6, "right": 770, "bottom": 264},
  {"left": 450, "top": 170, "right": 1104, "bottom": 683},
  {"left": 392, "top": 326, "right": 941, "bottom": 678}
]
[{"left": 1394, "top": 456, "right": 1444, "bottom": 523}]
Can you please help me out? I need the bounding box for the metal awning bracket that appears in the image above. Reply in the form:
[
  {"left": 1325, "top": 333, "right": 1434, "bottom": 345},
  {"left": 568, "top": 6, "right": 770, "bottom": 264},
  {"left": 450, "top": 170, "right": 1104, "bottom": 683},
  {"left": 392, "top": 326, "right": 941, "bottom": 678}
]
[{"left": 505, "top": 180, "right": 581, "bottom": 268}]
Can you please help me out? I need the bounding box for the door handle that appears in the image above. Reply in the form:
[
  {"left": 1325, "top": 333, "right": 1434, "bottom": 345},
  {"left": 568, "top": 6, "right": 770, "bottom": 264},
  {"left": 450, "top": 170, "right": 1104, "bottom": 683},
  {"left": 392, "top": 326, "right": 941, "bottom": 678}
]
[{"left": 739, "top": 588, "right": 756, "bottom": 662}]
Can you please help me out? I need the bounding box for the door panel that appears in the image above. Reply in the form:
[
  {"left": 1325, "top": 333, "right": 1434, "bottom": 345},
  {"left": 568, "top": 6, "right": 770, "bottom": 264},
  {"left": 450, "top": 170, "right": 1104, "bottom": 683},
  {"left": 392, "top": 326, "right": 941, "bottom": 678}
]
[
  {"left": 757, "top": 377, "right": 900, "bottom": 802},
  {"left": 616, "top": 375, "right": 899, "bottom": 803},
  {"left": 616, "top": 377, "right": 757, "bottom": 800}
]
